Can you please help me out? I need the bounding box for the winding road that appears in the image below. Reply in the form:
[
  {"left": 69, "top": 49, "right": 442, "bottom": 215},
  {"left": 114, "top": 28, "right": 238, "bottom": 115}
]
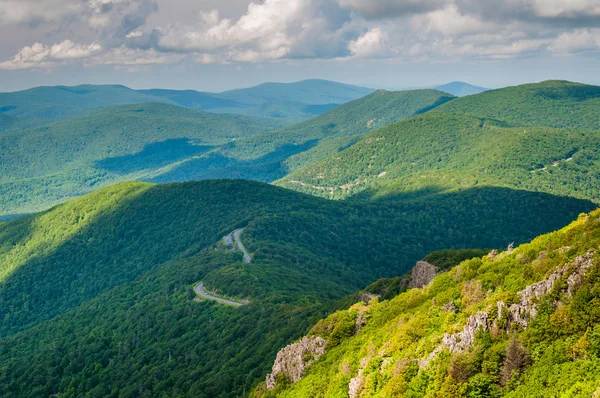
[
  {"left": 192, "top": 229, "right": 252, "bottom": 306},
  {"left": 194, "top": 283, "right": 245, "bottom": 307},
  {"left": 232, "top": 228, "right": 252, "bottom": 263}
]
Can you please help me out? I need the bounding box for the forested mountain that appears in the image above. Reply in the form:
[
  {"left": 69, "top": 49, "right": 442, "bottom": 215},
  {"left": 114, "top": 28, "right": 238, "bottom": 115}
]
[
  {"left": 0, "top": 103, "right": 284, "bottom": 215},
  {"left": 0, "top": 85, "right": 175, "bottom": 119},
  {"left": 255, "top": 209, "right": 600, "bottom": 398},
  {"left": 141, "top": 80, "right": 373, "bottom": 121},
  {"left": 0, "top": 88, "right": 453, "bottom": 216},
  {"left": 151, "top": 89, "right": 455, "bottom": 184},
  {"left": 0, "top": 80, "right": 373, "bottom": 124},
  {"left": 435, "top": 82, "right": 488, "bottom": 97},
  {"left": 0, "top": 179, "right": 594, "bottom": 397},
  {"left": 278, "top": 81, "right": 600, "bottom": 203}
]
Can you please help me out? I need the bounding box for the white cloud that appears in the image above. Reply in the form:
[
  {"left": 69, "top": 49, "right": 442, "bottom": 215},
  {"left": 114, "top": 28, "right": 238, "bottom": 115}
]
[
  {"left": 0, "top": 40, "right": 103, "bottom": 70},
  {"left": 91, "top": 46, "right": 185, "bottom": 65},
  {"left": 550, "top": 29, "right": 600, "bottom": 53},
  {"left": 154, "top": 0, "right": 355, "bottom": 62},
  {"left": 349, "top": 28, "right": 391, "bottom": 58},
  {"left": 2, "top": 0, "right": 600, "bottom": 71},
  {"left": 415, "top": 5, "right": 492, "bottom": 36}
]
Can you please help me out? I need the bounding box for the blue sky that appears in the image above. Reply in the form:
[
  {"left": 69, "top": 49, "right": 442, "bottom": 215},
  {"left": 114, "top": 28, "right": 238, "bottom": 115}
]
[{"left": 1, "top": 0, "right": 600, "bottom": 92}]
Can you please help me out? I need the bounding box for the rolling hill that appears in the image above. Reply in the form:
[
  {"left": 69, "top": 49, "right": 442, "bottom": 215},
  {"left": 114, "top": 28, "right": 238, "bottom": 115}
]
[
  {"left": 0, "top": 103, "right": 285, "bottom": 215},
  {"left": 141, "top": 80, "right": 375, "bottom": 122},
  {"left": 0, "top": 85, "right": 175, "bottom": 119},
  {"left": 0, "top": 88, "right": 455, "bottom": 216},
  {"left": 0, "top": 80, "right": 374, "bottom": 123},
  {"left": 255, "top": 209, "right": 600, "bottom": 397},
  {"left": 151, "top": 89, "right": 455, "bottom": 184},
  {"left": 0, "top": 178, "right": 594, "bottom": 397},
  {"left": 278, "top": 81, "right": 600, "bottom": 203}
]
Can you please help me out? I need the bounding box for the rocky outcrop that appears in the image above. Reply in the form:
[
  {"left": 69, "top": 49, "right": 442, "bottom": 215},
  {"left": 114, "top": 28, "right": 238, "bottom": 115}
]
[
  {"left": 409, "top": 261, "right": 439, "bottom": 288},
  {"left": 358, "top": 293, "right": 379, "bottom": 305},
  {"left": 265, "top": 336, "right": 327, "bottom": 390},
  {"left": 496, "top": 249, "right": 596, "bottom": 329},
  {"left": 421, "top": 249, "right": 596, "bottom": 367}
]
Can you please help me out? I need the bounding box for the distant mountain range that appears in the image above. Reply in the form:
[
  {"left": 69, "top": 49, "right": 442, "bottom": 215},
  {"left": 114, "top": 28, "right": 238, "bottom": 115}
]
[
  {"left": 433, "top": 81, "right": 489, "bottom": 96},
  {"left": 0, "top": 79, "right": 374, "bottom": 123}
]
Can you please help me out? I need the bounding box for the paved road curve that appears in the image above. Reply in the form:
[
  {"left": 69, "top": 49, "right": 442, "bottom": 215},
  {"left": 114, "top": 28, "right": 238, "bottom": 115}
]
[
  {"left": 232, "top": 228, "right": 251, "bottom": 263},
  {"left": 194, "top": 283, "right": 245, "bottom": 307}
]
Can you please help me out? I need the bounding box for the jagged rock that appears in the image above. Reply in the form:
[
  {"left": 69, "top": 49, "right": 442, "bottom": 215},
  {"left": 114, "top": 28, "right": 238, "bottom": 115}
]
[
  {"left": 421, "top": 249, "right": 597, "bottom": 367},
  {"left": 567, "top": 250, "right": 596, "bottom": 297},
  {"left": 348, "top": 375, "right": 364, "bottom": 398},
  {"left": 265, "top": 337, "right": 327, "bottom": 390},
  {"left": 442, "top": 311, "right": 489, "bottom": 353},
  {"left": 358, "top": 293, "right": 379, "bottom": 305},
  {"left": 348, "top": 357, "right": 370, "bottom": 398},
  {"left": 409, "top": 261, "right": 438, "bottom": 288}
]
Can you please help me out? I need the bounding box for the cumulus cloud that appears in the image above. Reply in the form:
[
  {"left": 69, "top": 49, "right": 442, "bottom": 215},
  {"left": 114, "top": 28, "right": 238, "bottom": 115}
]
[
  {"left": 349, "top": 28, "right": 391, "bottom": 57},
  {"left": 1, "top": 0, "right": 600, "bottom": 70},
  {"left": 0, "top": 41, "right": 103, "bottom": 70},
  {"left": 154, "top": 0, "right": 356, "bottom": 62},
  {"left": 550, "top": 29, "right": 600, "bottom": 53}
]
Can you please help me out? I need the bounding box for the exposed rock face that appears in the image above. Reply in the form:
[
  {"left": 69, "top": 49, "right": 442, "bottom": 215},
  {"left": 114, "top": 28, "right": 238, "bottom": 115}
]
[
  {"left": 358, "top": 293, "right": 379, "bottom": 305},
  {"left": 409, "top": 261, "right": 439, "bottom": 288},
  {"left": 497, "top": 249, "right": 596, "bottom": 329},
  {"left": 421, "top": 249, "right": 596, "bottom": 367},
  {"left": 265, "top": 337, "right": 327, "bottom": 390},
  {"left": 348, "top": 357, "right": 370, "bottom": 398},
  {"left": 442, "top": 300, "right": 457, "bottom": 313}
]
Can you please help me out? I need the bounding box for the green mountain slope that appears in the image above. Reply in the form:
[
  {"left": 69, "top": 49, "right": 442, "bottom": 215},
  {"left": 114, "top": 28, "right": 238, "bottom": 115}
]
[
  {"left": 0, "top": 85, "right": 175, "bottom": 119},
  {"left": 278, "top": 81, "right": 600, "bottom": 203},
  {"left": 0, "top": 179, "right": 594, "bottom": 397},
  {"left": 256, "top": 209, "right": 600, "bottom": 398},
  {"left": 0, "top": 103, "right": 284, "bottom": 215},
  {"left": 153, "top": 89, "right": 455, "bottom": 184},
  {"left": 436, "top": 80, "right": 600, "bottom": 129}
]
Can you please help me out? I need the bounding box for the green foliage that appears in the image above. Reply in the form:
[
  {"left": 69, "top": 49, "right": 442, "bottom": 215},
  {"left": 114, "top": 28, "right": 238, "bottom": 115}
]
[
  {"left": 0, "top": 180, "right": 594, "bottom": 396},
  {"left": 265, "top": 209, "right": 600, "bottom": 397},
  {"left": 154, "top": 89, "right": 455, "bottom": 187},
  {"left": 0, "top": 103, "right": 284, "bottom": 215},
  {"left": 279, "top": 81, "right": 600, "bottom": 205}
]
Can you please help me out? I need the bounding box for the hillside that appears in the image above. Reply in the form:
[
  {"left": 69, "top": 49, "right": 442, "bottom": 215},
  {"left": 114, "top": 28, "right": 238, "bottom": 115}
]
[
  {"left": 0, "top": 179, "right": 594, "bottom": 397},
  {"left": 255, "top": 209, "right": 600, "bottom": 398},
  {"left": 278, "top": 81, "right": 600, "bottom": 203},
  {"left": 0, "top": 85, "right": 175, "bottom": 119},
  {"left": 436, "top": 80, "right": 600, "bottom": 129},
  {"left": 435, "top": 82, "right": 488, "bottom": 97},
  {"left": 0, "top": 103, "right": 284, "bottom": 215},
  {"left": 153, "top": 89, "right": 455, "bottom": 184}
]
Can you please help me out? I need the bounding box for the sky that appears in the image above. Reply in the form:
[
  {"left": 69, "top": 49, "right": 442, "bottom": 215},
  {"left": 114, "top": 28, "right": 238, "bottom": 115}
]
[{"left": 1, "top": 0, "right": 600, "bottom": 92}]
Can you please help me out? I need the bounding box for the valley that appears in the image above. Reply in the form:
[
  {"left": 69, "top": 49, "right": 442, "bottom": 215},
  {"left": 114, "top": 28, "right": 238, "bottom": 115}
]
[{"left": 0, "top": 79, "right": 599, "bottom": 397}]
